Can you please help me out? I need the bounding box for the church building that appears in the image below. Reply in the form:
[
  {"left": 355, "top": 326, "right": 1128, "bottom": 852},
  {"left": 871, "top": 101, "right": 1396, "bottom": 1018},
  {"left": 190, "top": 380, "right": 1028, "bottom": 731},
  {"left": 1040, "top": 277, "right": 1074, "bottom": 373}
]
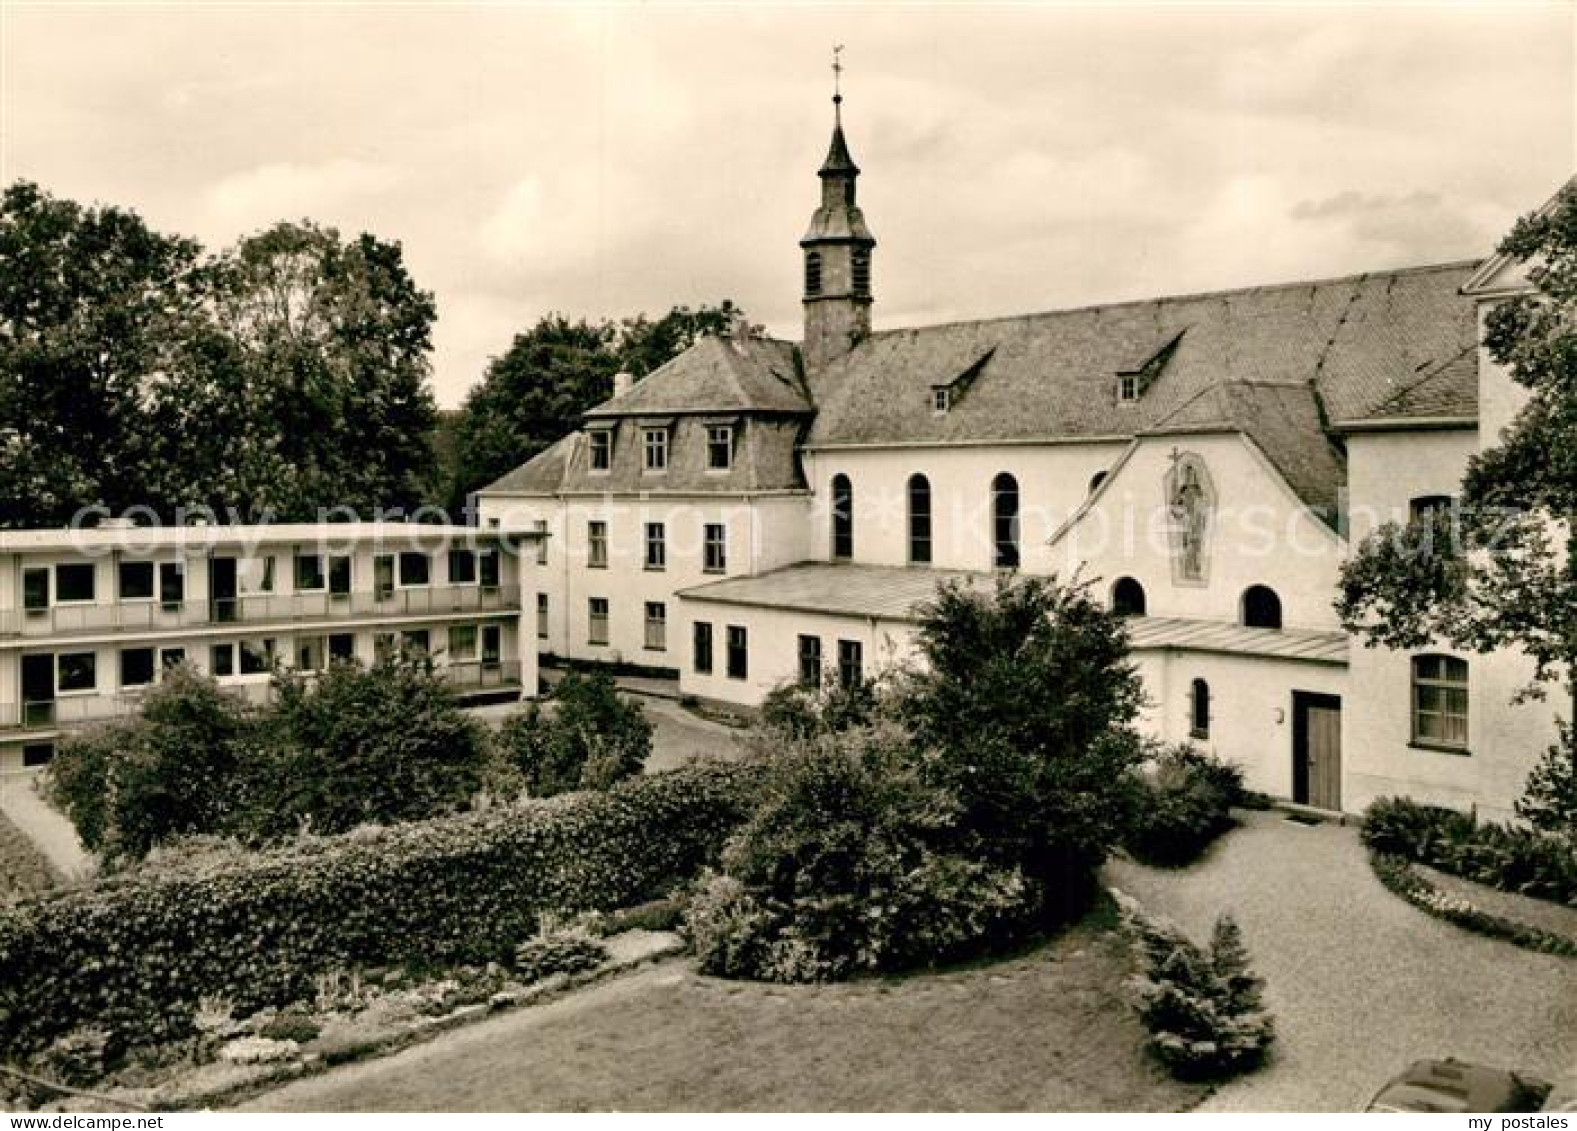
[{"left": 477, "top": 89, "right": 1566, "bottom": 822}]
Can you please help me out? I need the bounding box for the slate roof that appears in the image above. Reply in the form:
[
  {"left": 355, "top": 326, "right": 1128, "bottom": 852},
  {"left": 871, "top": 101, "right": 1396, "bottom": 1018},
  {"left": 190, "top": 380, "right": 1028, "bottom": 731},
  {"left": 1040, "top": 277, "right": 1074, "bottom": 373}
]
[
  {"left": 481, "top": 433, "right": 580, "bottom": 495},
  {"left": 584, "top": 336, "right": 809, "bottom": 418},
  {"left": 677, "top": 561, "right": 1348, "bottom": 664},
  {"left": 806, "top": 261, "right": 1482, "bottom": 447},
  {"left": 1142, "top": 381, "right": 1344, "bottom": 516}
]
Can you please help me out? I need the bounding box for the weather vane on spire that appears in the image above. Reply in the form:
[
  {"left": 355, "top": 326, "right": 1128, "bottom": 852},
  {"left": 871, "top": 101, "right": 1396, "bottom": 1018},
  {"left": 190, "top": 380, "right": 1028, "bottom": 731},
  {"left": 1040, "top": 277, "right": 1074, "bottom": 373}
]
[{"left": 832, "top": 44, "right": 844, "bottom": 104}]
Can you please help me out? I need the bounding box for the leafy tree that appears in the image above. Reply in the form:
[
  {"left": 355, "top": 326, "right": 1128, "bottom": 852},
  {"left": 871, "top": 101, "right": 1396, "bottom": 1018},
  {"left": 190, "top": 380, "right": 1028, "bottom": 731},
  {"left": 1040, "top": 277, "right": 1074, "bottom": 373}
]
[
  {"left": 446, "top": 301, "right": 745, "bottom": 510},
  {"left": 156, "top": 221, "right": 438, "bottom": 520},
  {"left": 259, "top": 651, "right": 487, "bottom": 836},
  {"left": 45, "top": 666, "right": 252, "bottom": 861},
  {"left": 1337, "top": 184, "right": 1577, "bottom": 833},
  {"left": 494, "top": 670, "right": 652, "bottom": 796},
  {"left": 0, "top": 181, "right": 206, "bottom": 527},
  {"left": 901, "top": 574, "right": 1147, "bottom": 910}
]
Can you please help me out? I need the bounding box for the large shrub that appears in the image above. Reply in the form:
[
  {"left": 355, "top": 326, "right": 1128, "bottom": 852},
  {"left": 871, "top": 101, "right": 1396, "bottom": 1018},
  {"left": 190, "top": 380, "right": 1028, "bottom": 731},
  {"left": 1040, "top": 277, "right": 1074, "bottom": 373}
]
[
  {"left": 0, "top": 762, "right": 761, "bottom": 1058},
  {"left": 758, "top": 675, "right": 881, "bottom": 741},
  {"left": 1517, "top": 721, "right": 1577, "bottom": 842},
  {"left": 1125, "top": 745, "right": 1245, "bottom": 866},
  {"left": 1361, "top": 796, "right": 1577, "bottom": 906},
  {"left": 687, "top": 725, "right": 1032, "bottom": 982},
  {"left": 46, "top": 656, "right": 492, "bottom": 859},
  {"left": 46, "top": 666, "right": 253, "bottom": 861},
  {"left": 496, "top": 671, "right": 652, "bottom": 797},
  {"left": 901, "top": 575, "right": 1147, "bottom": 914},
  {"left": 1118, "top": 894, "right": 1275, "bottom": 1080},
  {"left": 255, "top": 653, "right": 488, "bottom": 838}
]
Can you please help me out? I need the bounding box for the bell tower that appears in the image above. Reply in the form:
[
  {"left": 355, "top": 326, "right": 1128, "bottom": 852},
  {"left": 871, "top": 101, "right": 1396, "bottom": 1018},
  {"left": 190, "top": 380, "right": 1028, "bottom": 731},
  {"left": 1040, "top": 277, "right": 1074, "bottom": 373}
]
[{"left": 801, "top": 48, "right": 875, "bottom": 372}]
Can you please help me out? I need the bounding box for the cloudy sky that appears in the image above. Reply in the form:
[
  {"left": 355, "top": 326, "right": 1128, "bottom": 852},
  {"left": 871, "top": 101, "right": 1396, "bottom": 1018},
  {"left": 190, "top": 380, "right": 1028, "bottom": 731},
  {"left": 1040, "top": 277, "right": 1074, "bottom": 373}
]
[{"left": 3, "top": 2, "right": 1573, "bottom": 407}]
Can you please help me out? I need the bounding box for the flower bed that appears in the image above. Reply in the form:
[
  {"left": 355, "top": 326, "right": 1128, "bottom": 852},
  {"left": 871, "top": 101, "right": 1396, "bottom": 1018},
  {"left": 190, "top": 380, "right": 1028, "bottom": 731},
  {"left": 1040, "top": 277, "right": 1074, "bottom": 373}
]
[{"left": 1367, "top": 853, "right": 1577, "bottom": 958}]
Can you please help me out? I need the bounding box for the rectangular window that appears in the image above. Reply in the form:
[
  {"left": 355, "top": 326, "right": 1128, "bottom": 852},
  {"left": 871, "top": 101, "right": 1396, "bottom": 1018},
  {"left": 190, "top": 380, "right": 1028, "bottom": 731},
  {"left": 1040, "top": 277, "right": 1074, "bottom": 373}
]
[
  {"left": 589, "top": 429, "right": 613, "bottom": 472},
  {"left": 57, "top": 651, "right": 96, "bottom": 693},
  {"left": 645, "top": 602, "right": 667, "bottom": 651},
  {"left": 1118, "top": 375, "right": 1139, "bottom": 402},
  {"left": 448, "top": 548, "right": 477, "bottom": 585},
  {"left": 159, "top": 647, "right": 185, "bottom": 671},
  {"left": 374, "top": 555, "right": 395, "bottom": 600},
  {"left": 374, "top": 633, "right": 397, "bottom": 663},
  {"left": 119, "top": 647, "right": 155, "bottom": 688},
  {"left": 328, "top": 633, "right": 356, "bottom": 662},
  {"left": 22, "top": 743, "right": 55, "bottom": 768},
  {"left": 239, "top": 556, "right": 275, "bottom": 594},
  {"left": 537, "top": 593, "right": 549, "bottom": 639},
  {"left": 294, "top": 554, "right": 326, "bottom": 591},
  {"left": 398, "top": 552, "right": 430, "bottom": 587},
  {"left": 588, "top": 521, "right": 608, "bottom": 569},
  {"left": 589, "top": 598, "right": 610, "bottom": 646},
  {"left": 402, "top": 629, "right": 430, "bottom": 655},
  {"left": 726, "top": 625, "right": 748, "bottom": 681},
  {"left": 706, "top": 425, "right": 733, "bottom": 471},
  {"left": 159, "top": 562, "right": 184, "bottom": 609},
  {"left": 211, "top": 643, "right": 235, "bottom": 677},
  {"left": 838, "top": 639, "right": 863, "bottom": 689},
  {"left": 239, "top": 639, "right": 275, "bottom": 675},
  {"left": 932, "top": 388, "right": 950, "bottom": 415},
  {"left": 329, "top": 555, "right": 352, "bottom": 596},
  {"left": 703, "top": 524, "right": 727, "bottom": 574},
  {"left": 118, "top": 561, "right": 155, "bottom": 601},
  {"left": 22, "top": 567, "right": 49, "bottom": 612},
  {"left": 1412, "top": 655, "right": 1470, "bottom": 751},
  {"left": 645, "top": 523, "right": 666, "bottom": 570},
  {"left": 55, "top": 563, "right": 95, "bottom": 604},
  {"left": 533, "top": 520, "right": 549, "bottom": 565},
  {"left": 479, "top": 549, "right": 501, "bottom": 589},
  {"left": 296, "top": 636, "right": 325, "bottom": 672},
  {"left": 482, "top": 624, "right": 502, "bottom": 668},
  {"left": 693, "top": 621, "right": 713, "bottom": 674},
  {"left": 643, "top": 428, "right": 668, "bottom": 472},
  {"left": 798, "top": 635, "right": 822, "bottom": 686},
  {"left": 449, "top": 624, "right": 478, "bottom": 661}
]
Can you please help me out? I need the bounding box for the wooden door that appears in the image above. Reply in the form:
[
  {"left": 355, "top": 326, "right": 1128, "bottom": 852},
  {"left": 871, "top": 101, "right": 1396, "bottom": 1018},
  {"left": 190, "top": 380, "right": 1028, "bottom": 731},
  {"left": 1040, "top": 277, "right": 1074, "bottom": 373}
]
[{"left": 1292, "top": 692, "right": 1342, "bottom": 810}]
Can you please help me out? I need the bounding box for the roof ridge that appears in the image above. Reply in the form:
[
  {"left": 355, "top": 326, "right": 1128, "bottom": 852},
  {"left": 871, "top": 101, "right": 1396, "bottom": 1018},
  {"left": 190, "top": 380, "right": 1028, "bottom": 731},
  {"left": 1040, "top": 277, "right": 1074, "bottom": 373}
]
[{"left": 861, "top": 258, "right": 1484, "bottom": 341}]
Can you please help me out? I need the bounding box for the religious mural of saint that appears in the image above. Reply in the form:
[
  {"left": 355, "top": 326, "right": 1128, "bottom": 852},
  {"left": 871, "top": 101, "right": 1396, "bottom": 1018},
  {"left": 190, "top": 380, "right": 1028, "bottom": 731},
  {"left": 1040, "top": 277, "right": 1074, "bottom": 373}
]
[{"left": 1165, "top": 452, "right": 1215, "bottom": 585}]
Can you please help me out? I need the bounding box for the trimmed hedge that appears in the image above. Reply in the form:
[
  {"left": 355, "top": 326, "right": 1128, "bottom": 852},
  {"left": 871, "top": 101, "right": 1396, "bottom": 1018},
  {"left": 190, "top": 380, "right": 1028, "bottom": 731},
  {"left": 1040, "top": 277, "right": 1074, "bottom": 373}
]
[
  {"left": 1361, "top": 796, "right": 1577, "bottom": 907},
  {"left": 1369, "top": 853, "right": 1577, "bottom": 958},
  {"left": 0, "top": 762, "right": 762, "bottom": 1058}
]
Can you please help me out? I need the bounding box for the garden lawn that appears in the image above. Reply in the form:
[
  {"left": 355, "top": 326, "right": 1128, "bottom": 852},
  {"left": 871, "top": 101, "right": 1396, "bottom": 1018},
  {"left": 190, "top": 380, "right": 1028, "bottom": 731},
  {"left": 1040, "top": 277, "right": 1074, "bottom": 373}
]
[{"left": 244, "top": 913, "right": 1203, "bottom": 1112}]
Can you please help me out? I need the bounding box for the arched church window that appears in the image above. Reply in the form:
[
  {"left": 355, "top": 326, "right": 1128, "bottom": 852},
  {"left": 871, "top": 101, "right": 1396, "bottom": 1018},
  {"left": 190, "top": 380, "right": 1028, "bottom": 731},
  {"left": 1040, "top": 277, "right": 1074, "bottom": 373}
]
[
  {"left": 1241, "top": 585, "right": 1282, "bottom": 629},
  {"left": 992, "top": 473, "right": 1020, "bottom": 569},
  {"left": 1112, "top": 576, "right": 1146, "bottom": 616},
  {"left": 1088, "top": 470, "right": 1108, "bottom": 495},
  {"left": 831, "top": 474, "right": 853, "bottom": 560},
  {"left": 805, "top": 251, "right": 823, "bottom": 297},
  {"left": 907, "top": 474, "right": 932, "bottom": 565}
]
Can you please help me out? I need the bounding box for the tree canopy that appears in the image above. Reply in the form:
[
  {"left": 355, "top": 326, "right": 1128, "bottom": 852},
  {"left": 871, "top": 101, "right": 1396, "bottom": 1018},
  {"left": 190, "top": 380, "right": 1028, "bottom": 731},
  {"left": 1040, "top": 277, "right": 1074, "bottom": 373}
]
[
  {"left": 1, "top": 182, "right": 438, "bottom": 526},
  {"left": 444, "top": 300, "right": 747, "bottom": 510}
]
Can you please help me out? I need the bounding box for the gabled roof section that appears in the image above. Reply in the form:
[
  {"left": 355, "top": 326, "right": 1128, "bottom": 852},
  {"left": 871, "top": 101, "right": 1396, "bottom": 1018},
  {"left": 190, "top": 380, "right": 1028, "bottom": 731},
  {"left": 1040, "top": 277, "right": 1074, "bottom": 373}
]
[
  {"left": 806, "top": 261, "right": 1483, "bottom": 447},
  {"left": 1461, "top": 175, "right": 1576, "bottom": 298},
  {"left": 585, "top": 336, "right": 810, "bottom": 419},
  {"left": 479, "top": 432, "right": 578, "bottom": 495},
  {"left": 1143, "top": 380, "right": 1345, "bottom": 518}
]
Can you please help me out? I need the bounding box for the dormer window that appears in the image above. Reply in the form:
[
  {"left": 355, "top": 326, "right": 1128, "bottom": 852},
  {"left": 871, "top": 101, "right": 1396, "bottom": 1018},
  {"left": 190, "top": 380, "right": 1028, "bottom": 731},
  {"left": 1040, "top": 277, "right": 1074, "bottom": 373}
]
[
  {"left": 932, "top": 388, "right": 950, "bottom": 415},
  {"left": 707, "top": 424, "right": 734, "bottom": 471},
  {"left": 643, "top": 427, "right": 669, "bottom": 472},
  {"left": 805, "top": 251, "right": 823, "bottom": 297},
  {"left": 588, "top": 428, "right": 612, "bottom": 472},
  {"left": 1118, "top": 374, "right": 1140, "bottom": 403}
]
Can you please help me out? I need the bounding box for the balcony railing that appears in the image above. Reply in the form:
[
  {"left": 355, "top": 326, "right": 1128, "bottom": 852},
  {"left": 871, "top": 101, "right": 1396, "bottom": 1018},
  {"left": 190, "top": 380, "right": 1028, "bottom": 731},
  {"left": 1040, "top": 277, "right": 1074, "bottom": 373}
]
[
  {"left": 1, "top": 662, "right": 523, "bottom": 733},
  {"left": 0, "top": 585, "right": 521, "bottom": 638}
]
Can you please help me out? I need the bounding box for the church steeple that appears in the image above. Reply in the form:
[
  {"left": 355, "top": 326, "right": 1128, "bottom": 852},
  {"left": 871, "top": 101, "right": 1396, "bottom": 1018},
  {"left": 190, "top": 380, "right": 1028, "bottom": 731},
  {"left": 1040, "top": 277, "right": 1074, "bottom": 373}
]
[{"left": 801, "top": 48, "right": 875, "bottom": 373}]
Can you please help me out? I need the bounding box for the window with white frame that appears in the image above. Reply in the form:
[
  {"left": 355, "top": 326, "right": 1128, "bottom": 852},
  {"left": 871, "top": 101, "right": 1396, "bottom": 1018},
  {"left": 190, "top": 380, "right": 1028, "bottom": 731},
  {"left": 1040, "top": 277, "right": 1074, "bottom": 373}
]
[
  {"left": 294, "top": 553, "right": 326, "bottom": 591},
  {"left": 704, "top": 523, "right": 727, "bottom": 573},
  {"left": 55, "top": 563, "right": 95, "bottom": 604},
  {"left": 707, "top": 425, "right": 733, "bottom": 471},
  {"left": 588, "top": 521, "right": 608, "bottom": 568},
  {"left": 1412, "top": 654, "right": 1469, "bottom": 751},
  {"left": 645, "top": 602, "right": 667, "bottom": 651},
  {"left": 643, "top": 428, "right": 669, "bottom": 472},
  {"left": 120, "top": 647, "right": 155, "bottom": 688},
  {"left": 588, "top": 598, "right": 610, "bottom": 645},
  {"left": 57, "top": 651, "right": 96, "bottom": 693},
  {"left": 645, "top": 522, "right": 666, "bottom": 570},
  {"left": 118, "top": 561, "right": 155, "bottom": 601},
  {"left": 448, "top": 624, "right": 478, "bottom": 662},
  {"left": 589, "top": 428, "right": 613, "bottom": 472}
]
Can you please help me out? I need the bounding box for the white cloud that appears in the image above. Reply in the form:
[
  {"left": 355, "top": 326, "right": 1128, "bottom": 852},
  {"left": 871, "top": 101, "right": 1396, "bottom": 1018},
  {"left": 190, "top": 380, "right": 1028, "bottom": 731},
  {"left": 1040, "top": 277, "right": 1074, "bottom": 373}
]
[{"left": 202, "top": 160, "right": 402, "bottom": 234}]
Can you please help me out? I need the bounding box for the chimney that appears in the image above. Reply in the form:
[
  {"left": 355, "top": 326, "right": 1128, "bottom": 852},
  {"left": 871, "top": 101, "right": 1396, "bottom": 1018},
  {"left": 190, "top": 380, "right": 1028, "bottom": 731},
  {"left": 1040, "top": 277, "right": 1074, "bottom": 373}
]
[{"left": 612, "top": 371, "right": 634, "bottom": 398}]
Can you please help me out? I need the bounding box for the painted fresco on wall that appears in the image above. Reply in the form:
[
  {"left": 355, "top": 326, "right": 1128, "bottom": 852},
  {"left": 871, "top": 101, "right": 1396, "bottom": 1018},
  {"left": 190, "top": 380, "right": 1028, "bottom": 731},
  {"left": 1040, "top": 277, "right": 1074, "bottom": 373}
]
[{"left": 1165, "top": 450, "right": 1215, "bottom": 586}]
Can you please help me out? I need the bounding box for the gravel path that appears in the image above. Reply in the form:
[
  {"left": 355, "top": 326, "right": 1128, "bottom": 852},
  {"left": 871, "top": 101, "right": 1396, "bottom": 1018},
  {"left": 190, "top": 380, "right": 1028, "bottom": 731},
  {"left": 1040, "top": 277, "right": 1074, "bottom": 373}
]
[{"left": 1106, "top": 810, "right": 1577, "bottom": 1112}]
